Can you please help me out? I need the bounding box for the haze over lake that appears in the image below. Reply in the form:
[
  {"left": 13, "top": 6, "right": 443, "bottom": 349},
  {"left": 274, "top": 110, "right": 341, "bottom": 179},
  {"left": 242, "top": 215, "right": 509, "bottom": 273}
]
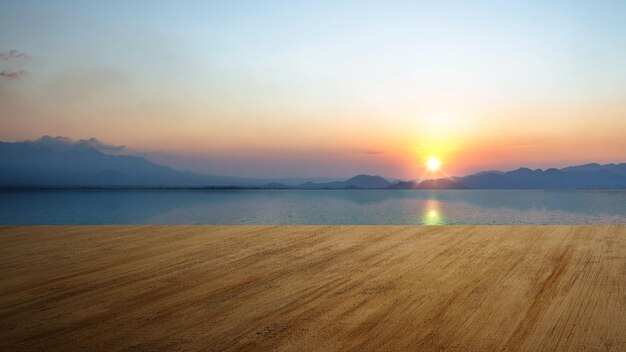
[{"left": 2, "top": 189, "right": 625, "bottom": 225}]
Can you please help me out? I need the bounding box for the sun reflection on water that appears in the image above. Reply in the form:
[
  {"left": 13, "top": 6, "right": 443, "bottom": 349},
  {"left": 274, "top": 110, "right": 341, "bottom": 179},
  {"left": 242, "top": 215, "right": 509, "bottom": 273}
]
[{"left": 423, "top": 200, "right": 445, "bottom": 225}]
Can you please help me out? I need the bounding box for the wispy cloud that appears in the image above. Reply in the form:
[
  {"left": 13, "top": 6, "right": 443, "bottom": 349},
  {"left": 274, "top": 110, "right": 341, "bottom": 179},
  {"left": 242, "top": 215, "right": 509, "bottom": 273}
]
[
  {"left": 1, "top": 50, "right": 31, "bottom": 80},
  {"left": 0, "top": 50, "right": 31, "bottom": 61},
  {"left": 0, "top": 69, "right": 28, "bottom": 79}
]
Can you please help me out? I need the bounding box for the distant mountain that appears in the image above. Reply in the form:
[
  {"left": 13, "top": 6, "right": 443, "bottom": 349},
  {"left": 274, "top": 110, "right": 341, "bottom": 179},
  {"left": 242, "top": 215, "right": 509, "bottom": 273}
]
[
  {"left": 387, "top": 178, "right": 467, "bottom": 189},
  {"left": 386, "top": 181, "right": 416, "bottom": 189},
  {"left": 560, "top": 163, "right": 626, "bottom": 176},
  {"left": 459, "top": 166, "right": 626, "bottom": 189},
  {"left": 297, "top": 175, "right": 391, "bottom": 189},
  {"left": 466, "top": 170, "right": 504, "bottom": 177},
  {"left": 419, "top": 164, "right": 626, "bottom": 189},
  {"left": 389, "top": 163, "right": 626, "bottom": 190},
  {"left": 264, "top": 174, "right": 391, "bottom": 189},
  {"left": 1, "top": 136, "right": 624, "bottom": 189},
  {"left": 0, "top": 137, "right": 284, "bottom": 187}
]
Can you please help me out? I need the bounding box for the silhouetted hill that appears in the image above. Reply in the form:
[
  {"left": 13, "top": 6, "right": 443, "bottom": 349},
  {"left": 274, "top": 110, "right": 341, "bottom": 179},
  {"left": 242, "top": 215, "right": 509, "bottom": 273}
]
[
  {"left": 0, "top": 137, "right": 276, "bottom": 187},
  {"left": 417, "top": 178, "right": 467, "bottom": 189},
  {"left": 458, "top": 166, "right": 626, "bottom": 189},
  {"left": 560, "top": 163, "right": 626, "bottom": 176},
  {"left": 1, "top": 137, "right": 624, "bottom": 189},
  {"left": 405, "top": 164, "right": 626, "bottom": 189},
  {"left": 387, "top": 178, "right": 466, "bottom": 189},
  {"left": 296, "top": 175, "right": 391, "bottom": 189},
  {"left": 466, "top": 170, "right": 504, "bottom": 177},
  {"left": 386, "top": 181, "right": 416, "bottom": 189}
]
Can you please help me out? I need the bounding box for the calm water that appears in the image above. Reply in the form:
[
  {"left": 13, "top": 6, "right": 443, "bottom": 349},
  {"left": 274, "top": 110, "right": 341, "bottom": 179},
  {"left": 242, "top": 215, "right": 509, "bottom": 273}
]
[{"left": 1, "top": 190, "right": 625, "bottom": 225}]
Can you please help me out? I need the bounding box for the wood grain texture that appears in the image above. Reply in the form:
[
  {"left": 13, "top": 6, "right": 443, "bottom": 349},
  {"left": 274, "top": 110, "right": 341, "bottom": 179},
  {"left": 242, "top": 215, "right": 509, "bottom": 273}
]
[{"left": 1, "top": 225, "right": 625, "bottom": 351}]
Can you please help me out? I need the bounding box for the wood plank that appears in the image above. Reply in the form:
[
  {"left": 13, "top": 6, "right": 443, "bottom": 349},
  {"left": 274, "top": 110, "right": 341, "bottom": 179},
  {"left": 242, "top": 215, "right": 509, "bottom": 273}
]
[{"left": 1, "top": 225, "right": 625, "bottom": 351}]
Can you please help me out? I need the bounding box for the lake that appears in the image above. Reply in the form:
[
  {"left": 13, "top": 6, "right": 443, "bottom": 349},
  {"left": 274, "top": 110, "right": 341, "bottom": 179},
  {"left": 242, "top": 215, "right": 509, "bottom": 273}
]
[{"left": 1, "top": 189, "right": 625, "bottom": 225}]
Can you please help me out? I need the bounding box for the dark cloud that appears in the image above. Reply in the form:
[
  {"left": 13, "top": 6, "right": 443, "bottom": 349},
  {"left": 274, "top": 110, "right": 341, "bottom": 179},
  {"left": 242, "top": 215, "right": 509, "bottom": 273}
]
[
  {"left": 0, "top": 70, "right": 28, "bottom": 79},
  {"left": 26, "top": 136, "right": 127, "bottom": 154},
  {"left": 0, "top": 50, "right": 30, "bottom": 60}
]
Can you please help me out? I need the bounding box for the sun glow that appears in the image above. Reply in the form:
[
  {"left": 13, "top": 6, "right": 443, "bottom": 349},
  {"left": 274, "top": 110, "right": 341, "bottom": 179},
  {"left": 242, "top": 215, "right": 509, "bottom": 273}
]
[{"left": 426, "top": 156, "right": 441, "bottom": 172}]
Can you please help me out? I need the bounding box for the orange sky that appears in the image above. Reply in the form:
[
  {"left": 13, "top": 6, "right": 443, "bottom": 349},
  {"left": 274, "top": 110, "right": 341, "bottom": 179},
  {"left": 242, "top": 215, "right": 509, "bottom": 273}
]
[{"left": 1, "top": 1, "right": 625, "bottom": 178}]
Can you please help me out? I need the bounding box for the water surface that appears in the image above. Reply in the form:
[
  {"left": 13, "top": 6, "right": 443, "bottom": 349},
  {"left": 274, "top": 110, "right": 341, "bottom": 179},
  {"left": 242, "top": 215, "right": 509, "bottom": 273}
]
[{"left": 1, "top": 190, "right": 625, "bottom": 225}]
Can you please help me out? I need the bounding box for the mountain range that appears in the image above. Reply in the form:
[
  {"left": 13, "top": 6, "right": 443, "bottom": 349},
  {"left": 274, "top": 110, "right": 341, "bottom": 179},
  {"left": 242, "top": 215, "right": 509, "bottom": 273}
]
[
  {"left": 0, "top": 136, "right": 337, "bottom": 187},
  {"left": 387, "top": 165, "right": 626, "bottom": 190},
  {"left": 1, "top": 136, "right": 625, "bottom": 189}
]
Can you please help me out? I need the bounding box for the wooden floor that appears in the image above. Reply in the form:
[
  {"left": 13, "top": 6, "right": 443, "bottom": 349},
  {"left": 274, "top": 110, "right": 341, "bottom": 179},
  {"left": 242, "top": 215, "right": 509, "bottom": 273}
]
[{"left": 1, "top": 226, "right": 625, "bottom": 351}]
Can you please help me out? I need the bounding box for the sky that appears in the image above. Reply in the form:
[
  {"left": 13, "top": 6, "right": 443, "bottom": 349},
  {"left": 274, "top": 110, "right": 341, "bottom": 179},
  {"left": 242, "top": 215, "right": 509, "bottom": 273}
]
[{"left": 1, "top": 0, "right": 625, "bottom": 179}]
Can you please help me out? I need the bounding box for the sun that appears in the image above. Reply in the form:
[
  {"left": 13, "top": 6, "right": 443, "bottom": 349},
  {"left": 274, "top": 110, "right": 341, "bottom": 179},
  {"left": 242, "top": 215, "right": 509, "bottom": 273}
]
[{"left": 426, "top": 156, "right": 441, "bottom": 172}]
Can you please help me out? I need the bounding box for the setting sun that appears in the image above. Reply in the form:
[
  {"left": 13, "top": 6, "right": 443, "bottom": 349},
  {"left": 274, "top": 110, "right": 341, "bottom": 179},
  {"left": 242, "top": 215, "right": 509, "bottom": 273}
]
[{"left": 426, "top": 157, "right": 442, "bottom": 172}]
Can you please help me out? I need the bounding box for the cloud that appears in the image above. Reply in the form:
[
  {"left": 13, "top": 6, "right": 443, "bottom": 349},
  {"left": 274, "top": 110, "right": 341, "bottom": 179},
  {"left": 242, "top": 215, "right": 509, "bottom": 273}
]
[
  {"left": 0, "top": 70, "right": 28, "bottom": 79},
  {"left": 1, "top": 51, "right": 31, "bottom": 79},
  {"left": 26, "top": 136, "right": 127, "bottom": 154},
  {"left": 0, "top": 50, "right": 30, "bottom": 60}
]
